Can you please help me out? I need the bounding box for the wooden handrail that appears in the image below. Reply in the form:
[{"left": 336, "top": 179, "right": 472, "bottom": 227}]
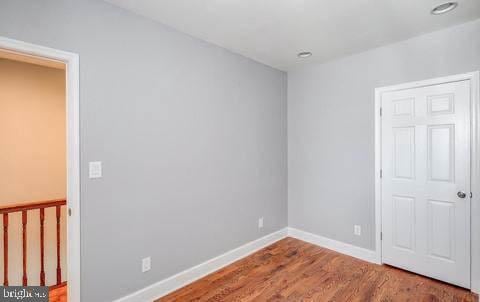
[
  {"left": 0, "top": 199, "right": 66, "bottom": 214},
  {"left": 2, "top": 198, "right": 66, "bottom": 287}
]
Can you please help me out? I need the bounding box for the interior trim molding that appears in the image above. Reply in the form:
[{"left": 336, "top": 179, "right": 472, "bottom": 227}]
[
  {"left": 114, "top": 228, "right": 288, "bottom": 302},
  {"left": 287, "top": 227, "right": 379, "bottom": 264}
]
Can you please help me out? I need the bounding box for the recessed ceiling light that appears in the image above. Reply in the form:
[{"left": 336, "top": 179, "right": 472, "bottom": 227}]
[
  {"left": 297, "top": 51, "right": 312, "bottom": 58},
  {"left": 431, "top": 2, "right": 458, "bottom": 15}
]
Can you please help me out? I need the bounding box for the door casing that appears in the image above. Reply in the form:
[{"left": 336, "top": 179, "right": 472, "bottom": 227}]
[
  {"left": 0, "top": 36, "right": 81, "bottom": 302},
  {"left": 374, "top": 71, "right": 480, "bottom": 294}
]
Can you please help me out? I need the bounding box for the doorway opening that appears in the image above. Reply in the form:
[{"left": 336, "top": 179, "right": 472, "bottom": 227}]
[{"left": 0, "top": 37, "right": 80, "bottom": 302}]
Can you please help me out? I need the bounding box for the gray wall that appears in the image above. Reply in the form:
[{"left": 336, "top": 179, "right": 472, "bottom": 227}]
[
  {"left": 0, "top": 1, "right": 287, "bottom": 301},
  {"left": 288, "top": 19, "right": 480, "bottom": 250}
]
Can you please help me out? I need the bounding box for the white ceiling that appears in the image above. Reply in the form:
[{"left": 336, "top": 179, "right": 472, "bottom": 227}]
[{"left": 106, "top": 0, "right": 480, "bottom": 71}]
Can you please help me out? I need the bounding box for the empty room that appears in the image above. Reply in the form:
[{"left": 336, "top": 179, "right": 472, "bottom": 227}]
[{"left": 0, "top": 0, "right": 479, "bottom": 301}]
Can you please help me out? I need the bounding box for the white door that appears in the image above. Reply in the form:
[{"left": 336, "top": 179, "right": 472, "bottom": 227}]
[{"left": 381, "top": 79, "right": 471, "bottom": 288}]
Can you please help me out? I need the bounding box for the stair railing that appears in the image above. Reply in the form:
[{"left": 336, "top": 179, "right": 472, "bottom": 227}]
[{"left": 1, "top": 199, "right": 66, "bottom": 286}]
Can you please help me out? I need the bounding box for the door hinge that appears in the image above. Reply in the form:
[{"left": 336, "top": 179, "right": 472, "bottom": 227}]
[
  {"left": 380, "top": 232, "right": 383, "bottom": 240},
  {"left": 380, "top": 169, "right": 383, "bottom": 178},
  {"left": 68, "top": 208, "right": 72, "bottom": 217},
  {"left": 380, "top": 107, "right": 383, "bottom": 116}
]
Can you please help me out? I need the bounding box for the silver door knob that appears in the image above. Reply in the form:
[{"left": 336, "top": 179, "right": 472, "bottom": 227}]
[{"left": 457, "top": 191, "right": 467, "bottom": 199}]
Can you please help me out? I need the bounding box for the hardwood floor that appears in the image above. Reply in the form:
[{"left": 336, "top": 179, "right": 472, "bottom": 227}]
[
  {"left": 49, "top": 283, "right": 67, "bottom": 302},
  {"left": 159, "top": 237, "right": 478, "bottom": 302}
]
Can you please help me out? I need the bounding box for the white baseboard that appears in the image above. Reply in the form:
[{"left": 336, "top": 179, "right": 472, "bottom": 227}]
[
  {"left": 114, "top": 228, "right": 288, "bottom": 302},
  {"left": 288, "top": 227, "right": 380, "bottom": 264},
  {"left": 472, "top": 280, "right": 480, "bottom": 295}
]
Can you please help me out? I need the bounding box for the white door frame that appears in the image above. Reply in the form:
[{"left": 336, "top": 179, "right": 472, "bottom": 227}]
[
  {"left": 374, "top": 71, "right": 480, "bottom": 293},
  {"left": 0, "top": 36, "right": 81, "bottom": 301}
]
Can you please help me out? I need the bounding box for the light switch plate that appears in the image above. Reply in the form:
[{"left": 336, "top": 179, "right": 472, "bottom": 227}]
[
  {"left": 258, "top": 217, "right": 264, "bottom": 228},
  {"left": 89, "top": 161, "right": 102, "bottom": 179},
  {"left": 354, "top": 225, "right": 361, "bottom": 236},
  {"left": 142, "top": 257, "right": 151, "bottom": 273}
]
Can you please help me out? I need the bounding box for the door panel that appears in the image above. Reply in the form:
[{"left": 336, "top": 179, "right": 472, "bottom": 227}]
[
  {"left": 381, "top": 80, "right": 471, "bottom": 288},
  {"left": 393, "top": 127, "right": 415, "bottom": 179},
  {"left": 392, "top": 195, "right": 415, "bottom": 251},
  {"left": 427, "top": 199, "right": 454, "bottom": 261},
  {"left": 428, "top": 124, "right": 454, "bottom": 182}
]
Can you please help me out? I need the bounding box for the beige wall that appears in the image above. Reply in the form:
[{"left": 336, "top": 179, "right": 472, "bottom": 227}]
[{"left": 0, "top": 58, "right": 67, "bottom": 286}]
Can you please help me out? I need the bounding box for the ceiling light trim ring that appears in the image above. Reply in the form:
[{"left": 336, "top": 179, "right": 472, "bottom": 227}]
[{"left": 431, "top": 2, "right": 458, "bottom": 15}]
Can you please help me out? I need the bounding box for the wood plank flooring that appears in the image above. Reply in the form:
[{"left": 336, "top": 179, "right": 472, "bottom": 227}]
[
  {"left": 158, "top": 237, "right": 478, "bottom": 302},
  {"left": 49, "top": 284, "right": 67, "bottom": 302}
]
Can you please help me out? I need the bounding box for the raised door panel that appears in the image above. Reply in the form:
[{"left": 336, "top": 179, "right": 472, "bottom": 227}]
[
  {"left": 393, "top": 127, "right": 415, "bottom": 180},
  {"left": 393, "top": 98, "right": 415, "bottom": 117},
  {"left": 428, "top": 125, "right": 454, "bottom": 182},
  {"left": 392, "top": 196, "right": 415, "bottom": 252},
  {"left": 427, "top": 94, "right": 454, "bottom": 116},
  {"left": 427, "top": 200, "right": 455, "bottom": 262}
]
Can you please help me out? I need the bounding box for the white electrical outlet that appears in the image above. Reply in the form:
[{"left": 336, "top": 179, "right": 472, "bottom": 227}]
[
  {"left": 258, "top": 217, "right": 264, "bottom": 228},
  {"left": 354, "top": 225, "right": 361, "bottom": 236},
  {"left": 89, "top": 161, "right": 102, "bottom": 179},
  {"left": 142, "top": 257, "right": 151, "bottom": 273}
]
